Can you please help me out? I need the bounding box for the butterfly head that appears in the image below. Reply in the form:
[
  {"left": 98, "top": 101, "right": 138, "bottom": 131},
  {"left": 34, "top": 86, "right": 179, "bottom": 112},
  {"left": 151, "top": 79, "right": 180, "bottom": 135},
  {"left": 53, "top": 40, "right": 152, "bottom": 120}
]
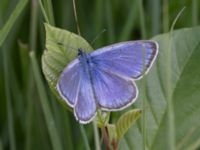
[{"left": 78, "top": 48, "right": 84, "bottom": 56}]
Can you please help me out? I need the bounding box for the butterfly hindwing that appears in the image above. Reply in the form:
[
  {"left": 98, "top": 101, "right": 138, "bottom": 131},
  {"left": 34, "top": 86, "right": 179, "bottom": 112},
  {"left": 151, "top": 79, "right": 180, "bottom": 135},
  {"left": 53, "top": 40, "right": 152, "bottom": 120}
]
[
  {"left": 90, "top": 66, "right": 138, "bottom": 110},
  {"left": 74, "top": 67, "right": 97, "bottom": 123}
]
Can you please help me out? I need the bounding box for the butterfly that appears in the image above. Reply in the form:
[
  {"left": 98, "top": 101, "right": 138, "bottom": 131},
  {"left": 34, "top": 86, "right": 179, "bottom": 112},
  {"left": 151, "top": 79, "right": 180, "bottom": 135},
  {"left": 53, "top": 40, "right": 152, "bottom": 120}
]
[{"left": 56, "top": 40, "right": 158, "bottom": 124}]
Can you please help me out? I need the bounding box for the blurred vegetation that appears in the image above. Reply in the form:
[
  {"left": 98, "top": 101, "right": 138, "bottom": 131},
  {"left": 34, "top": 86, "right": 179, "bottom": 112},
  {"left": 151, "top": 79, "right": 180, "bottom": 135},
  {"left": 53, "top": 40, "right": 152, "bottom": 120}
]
[{"left": 0, "top": 0, "right": 199, "bottom": 150}]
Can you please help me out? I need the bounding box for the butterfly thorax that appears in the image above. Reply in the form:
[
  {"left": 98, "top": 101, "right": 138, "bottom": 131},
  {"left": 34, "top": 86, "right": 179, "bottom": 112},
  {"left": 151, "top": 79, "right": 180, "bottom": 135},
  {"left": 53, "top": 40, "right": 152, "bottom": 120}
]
[{"left": 77, "top": 48, "right": 85, "bottom": 56}]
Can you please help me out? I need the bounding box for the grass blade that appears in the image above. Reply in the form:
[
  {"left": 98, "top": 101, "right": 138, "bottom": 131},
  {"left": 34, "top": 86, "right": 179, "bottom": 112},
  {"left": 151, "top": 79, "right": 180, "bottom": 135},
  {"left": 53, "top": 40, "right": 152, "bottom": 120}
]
[
  {"left": 119, "top": 0, "right": 139, "bottom": 41},
  {"left": 163, "top": 0, "right": 169, "bottom": 32},
  {"left": 30, "top": 51, "right": 63, "bottom": 150},
  {"left": 0, "top": 0, "right": 28, "bottom": 47},
  {"left": 94, "top": 0, "right": 103, "bottom": 34},
  {"left": 192, "top": 0, "right": 198, "bottom": 26},
  {"left": 166, "top": 7, "right": 186, "bottom": 150},
  {"left": 151, "top": 0, "right": 161, "bottom": 36},
  {"left": 105, "top": 0, "right": 115, "bottom": 43},
  {"left": 25, "top": 0, "right": 39, "bottom": 149},
  {"left": 2, "top": 45, "right": 16, "bottom": 150},
  {"left": 42, "top": 0, "right": 55, "bottom": 25},
  {"left": 139, "top": 0, "right": 147, "bottom": 38},
  {"left": 80, "top": 125, "right": 91, "bottom": 150},
  {"left": 0, "top": 139, "right": 2, "bottom": 150},
  {"left": 39, "top": 0, "right": 50, "bottom": 24}
]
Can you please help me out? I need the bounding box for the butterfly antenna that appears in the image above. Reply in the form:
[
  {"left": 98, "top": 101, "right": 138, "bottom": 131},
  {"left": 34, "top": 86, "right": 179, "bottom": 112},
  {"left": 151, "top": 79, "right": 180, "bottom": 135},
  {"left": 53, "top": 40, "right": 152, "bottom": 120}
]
[
  {"left": 90, "top": 29, "right": 106, "bottom": 46},
  {"left": 72, "top": 0, "right": 81, "bottom": 35}
]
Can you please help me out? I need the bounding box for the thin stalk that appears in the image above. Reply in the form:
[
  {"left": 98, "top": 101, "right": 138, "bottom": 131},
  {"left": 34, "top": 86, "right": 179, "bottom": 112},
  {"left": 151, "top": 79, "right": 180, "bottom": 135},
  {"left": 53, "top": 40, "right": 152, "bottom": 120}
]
[
  {"left": 101, "top": 127, "right": 110, "bottom": 150},
  {"left": 30, "top": 51, "right": 63, "bottom": 150},
  {"left": 3, "top": 46, "right": 16, "bottom": 150},
  {"left": 42, "top": 0, "right": 55, "bottom": 25},
  {"left": 38, "top": 0, "right": 50, "bottom": 24},
  {"left": 25, "top": 0, "right": 38, "bottom": 149},
  {"left": 93, "top": 121, "right": 101, "bottom": 150},
  {"left": 72, "top": 0, "right": 81, "bottom": 35},
  {"left": 142, "top": 45, "right": 147, "bottom": 150},
  {"left": 163, "top": 0, "right": 169, "bottom": 32},
  {"left": 166, "top": 7, "right": 185, "bottom": 150},
  {"left": 139, "top": 0, "right": 147, "bottom": 39},
  {"left": 80, "top": 125, "right": 91, "bottom": 150},
  {"left": 192, "top": 0, "right": 198, "bottom": 26}
]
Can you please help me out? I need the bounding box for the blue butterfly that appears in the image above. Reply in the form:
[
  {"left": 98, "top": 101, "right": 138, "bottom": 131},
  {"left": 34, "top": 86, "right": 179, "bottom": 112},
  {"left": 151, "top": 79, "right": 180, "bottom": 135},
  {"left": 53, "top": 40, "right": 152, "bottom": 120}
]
[{"left": 57, "top": 41, "right": 159, "bottom": 124}]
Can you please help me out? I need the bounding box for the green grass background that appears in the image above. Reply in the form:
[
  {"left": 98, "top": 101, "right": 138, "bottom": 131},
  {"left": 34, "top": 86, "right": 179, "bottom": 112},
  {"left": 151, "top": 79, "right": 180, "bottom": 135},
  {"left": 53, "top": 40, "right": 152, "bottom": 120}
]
[{"left": 0, "top": 0, "right": 199, "bottom": 150}]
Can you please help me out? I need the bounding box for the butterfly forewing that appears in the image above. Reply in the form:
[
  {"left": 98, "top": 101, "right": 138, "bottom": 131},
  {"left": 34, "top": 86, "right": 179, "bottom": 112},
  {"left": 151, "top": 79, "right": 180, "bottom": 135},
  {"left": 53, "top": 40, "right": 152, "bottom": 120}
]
[
  {"left": 74, "top": 70, "right": 97, "bottom": 123},
  {"left": 57, "top": 58, "right": 97, "bottom": 123},
  {"left": 57, "top": 59, "right": 81, "bottom": 107},
  {"left": 90, "top": 41, "right": 158, "bottom": 79}
]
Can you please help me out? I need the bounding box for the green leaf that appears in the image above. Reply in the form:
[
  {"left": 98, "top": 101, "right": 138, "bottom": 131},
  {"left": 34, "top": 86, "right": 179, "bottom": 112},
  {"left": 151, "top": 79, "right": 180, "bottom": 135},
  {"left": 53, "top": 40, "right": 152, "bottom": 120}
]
[
  {"left": 119, "top": 26, "right": 200, "bottom": 149},
  {"left": 42, "top": 24, "right": 93, "bottom": 109},
  {"left": 116, "top": 109, "right": 142, "bottom": 139},
  {"left": 0, "top": 0, "right": 28, "bottom": 47}
]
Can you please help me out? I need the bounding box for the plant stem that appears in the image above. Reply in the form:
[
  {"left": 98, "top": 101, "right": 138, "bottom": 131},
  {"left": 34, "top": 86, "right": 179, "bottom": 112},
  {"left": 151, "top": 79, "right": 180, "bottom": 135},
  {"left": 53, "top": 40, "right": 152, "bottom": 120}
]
[
  {"left": 72, "top": 0, "right": 81, "bottom": 35},
  {"left": 101, "top": 126, "right": 110, "bottom": 150},
  {"left": 93, "top": 121, "right": 101, "bottom": 150}
]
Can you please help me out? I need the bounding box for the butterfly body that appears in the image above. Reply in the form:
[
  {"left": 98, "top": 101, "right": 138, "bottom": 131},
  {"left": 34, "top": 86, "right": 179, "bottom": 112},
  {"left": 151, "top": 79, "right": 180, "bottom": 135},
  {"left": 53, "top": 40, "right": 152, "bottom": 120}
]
[{"left": 57, "top": 41, "right": 158, "bottom": 124}]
